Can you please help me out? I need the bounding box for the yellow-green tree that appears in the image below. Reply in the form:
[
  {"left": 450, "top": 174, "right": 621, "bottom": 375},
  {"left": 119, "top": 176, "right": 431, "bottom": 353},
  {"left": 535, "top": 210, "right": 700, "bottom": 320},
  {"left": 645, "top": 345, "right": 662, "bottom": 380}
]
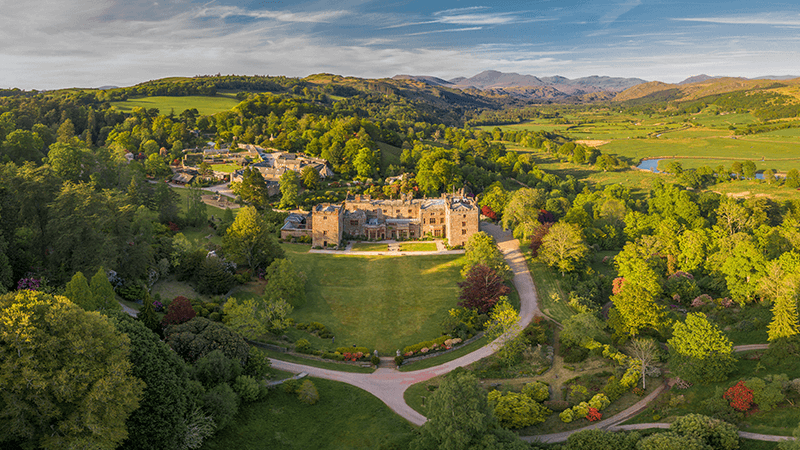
[
  {"left": 222, "top": 206, "right": 284, "bottom": 272},
  {"left": 486, "top": 298, "right": 527, "bottom": 366},
  {"left": 768, "top": 295, "right": 799, "bottom": 341},
  {"left": 0, "top": 291, "right": 143, "bottom": 450},
  {"left": 668, "top": 312, "right": 735, "bottom": 383},
  {"left": 610, "top": 283, "right": 666, "bottom": 337},
  {"left": 539, "top": 221, "right": 587, "bottom": 276}
]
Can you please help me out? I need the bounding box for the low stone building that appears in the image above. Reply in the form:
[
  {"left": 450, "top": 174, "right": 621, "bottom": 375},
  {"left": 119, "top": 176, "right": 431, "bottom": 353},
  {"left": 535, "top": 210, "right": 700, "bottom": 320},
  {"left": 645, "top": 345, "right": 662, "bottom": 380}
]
[{"left": 280, "top": 190, "right": 480, "bottom": 248}]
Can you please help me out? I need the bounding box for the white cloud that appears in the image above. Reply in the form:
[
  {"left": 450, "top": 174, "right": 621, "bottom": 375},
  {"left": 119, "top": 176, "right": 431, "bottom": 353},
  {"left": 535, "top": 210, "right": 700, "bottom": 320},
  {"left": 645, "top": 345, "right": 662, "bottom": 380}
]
[
  {"left": 675, "top": 13, "right": 800, "bottom": 26},
  {"left": 406, "top": 27, "right": 483, "bottom": 36}
]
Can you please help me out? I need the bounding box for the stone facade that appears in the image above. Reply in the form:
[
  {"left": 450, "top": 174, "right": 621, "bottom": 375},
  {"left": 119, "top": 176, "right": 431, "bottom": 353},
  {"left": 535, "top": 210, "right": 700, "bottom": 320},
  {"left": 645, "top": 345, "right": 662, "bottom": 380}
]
[{"left": 283, "top": 190, "right": 479, "bottom": 248}]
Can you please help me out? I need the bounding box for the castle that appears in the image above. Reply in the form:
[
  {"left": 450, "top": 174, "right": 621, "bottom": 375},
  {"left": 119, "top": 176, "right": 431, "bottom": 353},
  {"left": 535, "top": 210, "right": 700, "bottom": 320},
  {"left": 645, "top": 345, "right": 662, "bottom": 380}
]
[{"left": 280, "top": 190, "right": 480, "bottom": 248}]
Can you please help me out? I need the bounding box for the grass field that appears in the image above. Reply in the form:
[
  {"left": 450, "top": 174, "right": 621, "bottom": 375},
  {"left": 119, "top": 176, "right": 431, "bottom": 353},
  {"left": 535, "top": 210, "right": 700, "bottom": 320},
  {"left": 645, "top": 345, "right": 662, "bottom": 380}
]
[
  {"left": 110, "top": 94, "right": 241, "bottom": 116},
  {"left": 399, "top": 242, "right": 437, "bottom": 251},
  {"left": 282, "top": 245, "right": 465, "bottom": 354},
  {"left": 210, "top": 163, "right": 241, "bottom": 173},
  {"left": 527, "top": 258, "right": 575, "bottom": 324},
  {"left": 377, "top": 141, "right": 402, "bottom": 173},
  {"left": 350, "top": 242, "right": 388, "bottom": 251},
  {"left": 201, "top": 378, "right": 414, "bottom": 450}
]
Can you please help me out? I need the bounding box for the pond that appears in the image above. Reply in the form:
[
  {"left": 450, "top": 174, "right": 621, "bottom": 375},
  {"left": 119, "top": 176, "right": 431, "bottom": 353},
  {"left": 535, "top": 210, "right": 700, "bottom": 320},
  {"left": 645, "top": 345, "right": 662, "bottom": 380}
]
[{"left": 636, "top": 158, "right": 768, "bottom": 179}]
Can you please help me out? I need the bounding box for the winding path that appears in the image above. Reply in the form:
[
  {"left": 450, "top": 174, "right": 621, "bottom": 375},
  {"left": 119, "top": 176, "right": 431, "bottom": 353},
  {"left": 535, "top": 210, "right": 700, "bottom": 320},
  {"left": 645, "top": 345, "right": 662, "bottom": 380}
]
[{"left": 269, "top": 225, "right": 792, "bottom": 443}]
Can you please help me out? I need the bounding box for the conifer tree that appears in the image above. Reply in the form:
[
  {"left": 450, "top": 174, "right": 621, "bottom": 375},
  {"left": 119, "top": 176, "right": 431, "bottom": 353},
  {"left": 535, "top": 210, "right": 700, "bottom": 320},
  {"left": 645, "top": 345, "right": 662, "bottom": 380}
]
[
  {"left": 138, "top": 294, "right": 160, "bottom": 334},
  {"left": 64, "top": 271, "right": 95, "bottom": 310},
  {"left": 768, "top": 295, "right": 800, "bottom": 341},
  {"left": 89, "top": 268, "right": 120, "bottom": 312}
]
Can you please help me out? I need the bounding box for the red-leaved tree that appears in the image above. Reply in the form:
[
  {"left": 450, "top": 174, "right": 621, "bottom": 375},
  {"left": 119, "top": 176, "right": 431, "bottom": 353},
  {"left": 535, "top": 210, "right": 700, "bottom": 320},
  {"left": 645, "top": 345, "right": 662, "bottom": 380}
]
[
  {"left": 458, "top": 264, "right": 511, "bottom": 313},
  {"left": 723, "top": 381, "right": 754, "bottom": 412},
  {"left": 529, "top": 222, "right": 553, "bottom": 257},
  {"left": 481, "top": 205, "right": 498, "bottom": 221},
  {"left": 161, "top": 296, "right": 196, "bottom": 327},
  {"left": 586, "top": 407, "right": 602, "bottom": 422}
]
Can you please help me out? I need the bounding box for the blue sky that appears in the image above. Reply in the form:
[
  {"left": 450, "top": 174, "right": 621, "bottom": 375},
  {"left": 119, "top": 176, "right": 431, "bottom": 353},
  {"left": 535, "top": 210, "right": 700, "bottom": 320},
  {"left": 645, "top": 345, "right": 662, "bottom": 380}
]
[{"left": 2, "top": 0, "right": 800, "bottom": 90}]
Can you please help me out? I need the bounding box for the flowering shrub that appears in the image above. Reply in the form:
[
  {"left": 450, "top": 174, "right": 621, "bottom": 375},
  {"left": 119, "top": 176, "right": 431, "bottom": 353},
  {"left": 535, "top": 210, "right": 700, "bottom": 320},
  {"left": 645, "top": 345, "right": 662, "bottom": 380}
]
[
  {"left": 691, "top": 294, "right": 712, "bottom": 308},
  {"left": 587, "top": 393, "right": 611, "bottom": 411},
  {"left": 402, "top": 335, "right": 451, "bottom": 355},
  {"left": 17, "top": 277, "right": 41, "bottom": 291},
  {"left": 612, "top": 277, "right": 625, "bottom": 295},
  {"left": 153, "top": 300, "right": 164, "bottom": 312},
  {"left": 341, "top": 351, "right": 364, "bottom": 362},
  {"left": 724, "top": 381, "right": 754, "bottom": 412},
  {"left": 586, "top": 407, "right": 602, "bottom": 422}
]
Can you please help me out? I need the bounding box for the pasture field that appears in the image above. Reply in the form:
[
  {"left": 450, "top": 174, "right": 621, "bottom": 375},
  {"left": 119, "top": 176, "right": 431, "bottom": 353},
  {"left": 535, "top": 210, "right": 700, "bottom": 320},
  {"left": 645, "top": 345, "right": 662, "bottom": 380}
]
[
  {"left": 282, "top": 245, "right": 465, "bottom": 354},
  {"left": 110, "top": 94, "right": 240, "bottom": 116},
  {"left": 376, "top": 141, "right": 402, "bottom": 172}
]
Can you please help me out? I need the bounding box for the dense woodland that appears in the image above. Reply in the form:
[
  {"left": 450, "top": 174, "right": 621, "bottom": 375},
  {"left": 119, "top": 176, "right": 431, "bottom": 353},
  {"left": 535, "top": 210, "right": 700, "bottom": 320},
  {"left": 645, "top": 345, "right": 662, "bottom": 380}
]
[{"left": 2, "top": 75, "right": 800, "bottom": 450}]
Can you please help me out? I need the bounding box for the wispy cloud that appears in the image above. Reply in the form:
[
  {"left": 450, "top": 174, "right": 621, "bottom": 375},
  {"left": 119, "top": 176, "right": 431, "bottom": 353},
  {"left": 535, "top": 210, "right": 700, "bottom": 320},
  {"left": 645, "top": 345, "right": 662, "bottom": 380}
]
[
  {"left": 195, "top": 6, "right": 350, "bottom": 23},
  {"left": 407, "top": 27, "right": 483, "bottom": 36},
  {"left": 598, "top": 0, "right": 641, "bottom": 25},
  {"left": 675, "top": 13, "right": 800, "bottom": 26}
]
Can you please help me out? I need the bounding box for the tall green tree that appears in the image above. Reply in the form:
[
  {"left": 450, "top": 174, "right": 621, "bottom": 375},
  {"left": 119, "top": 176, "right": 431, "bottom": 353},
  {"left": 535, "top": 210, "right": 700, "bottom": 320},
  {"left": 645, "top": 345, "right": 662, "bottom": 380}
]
[
  {"left": 610, "top": 283, "right": 666, "bottom": 337},
  {"left": 768, "top": 295, "right": 800, "bottom": 341},
  {"left": 110, "top": 313, "right": 192, "bottom": 450},
  {"left": 223, "top": 296, "right": 293, "bottom": 338},
  {"left": 0, "top": 291, "right": 144, "bottom": 450},
  {"left": 263, "top": 258, "right": 306, "bottom": 307},
  {"left": 539, "top": 221, "right": 588, "bottom": 276},
  {"left": 411, "top": 370, "right": 527, "bottom": 450},
  {"left": 300, "top": 165, "right": 320, "bottom": 190},
  {"left": 668, "top": 312, "right": 736, "bottom": 383},
  {"left": 278, "top": 170, "right": 299, "bottom": 209},
  {"left": 184, "top": 183, "right": 207, "bottom": 227},
  {"left": 501, "top": 188, "right": 545, "bottom": 241},
  {"left": 222, "top": 206, "right": 284, "bottom": 272},
  {"left": 231, "top": 167, "right": 270, "bottom": 208},
  {"left": 90, "top": 268, "right": 120, "bottom": 313},
  {"left": 462, "top": 231, "right": 511, "bottom": 280}
]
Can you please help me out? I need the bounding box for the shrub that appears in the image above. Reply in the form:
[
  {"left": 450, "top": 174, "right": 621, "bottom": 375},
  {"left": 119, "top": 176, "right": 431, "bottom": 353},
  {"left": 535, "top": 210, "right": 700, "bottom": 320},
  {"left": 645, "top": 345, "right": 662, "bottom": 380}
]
[
  {"left": 587, "top": 393, "right": 611, "bottom": 411},
  {"left": 572, "top": 402, "right": 590, "bottom": 419},
  {"left": 394, "top": 355, "right": 404, "bottom": 366},
  {"left": 194, "top": 350, "right": 242, "bottom": 387},
  {"left": 603, "top": 376, "right": 627, "bottom": 401},
  {"left": 586, "top": 407, "right": 602, "bottom": 422},
  {"left": 488, "top": 390, "right": 552, "bottom": 428},
  {"left": 295, "top": 338, "right": 312, "bottom": 354},
  {"left": 559, "top": 409, "right": 574, "bottom": 423},
  {"left": 723, "top": 381, "right": 754, "bottom": 412},
  {"left": 244, "top": 347, "right": 271, "bottom": 379},
  {"left": 402, "top": 336, "right": 450, "bottom": 355},
  {"left": 562, "top": 345, "right": 589, "bottom": 363},
  {"left": 233, "top": 375, "right": 261, "bottom": 403},
  {"left": 297, "top": 380, "right": 319, "bottom": 405},
  {"left": 162, "top": 296, "right": 196, "bottom": 327},
  {"left": 522, "top": 381, "right": 550, "bottom": 402},
  {"left": 371, "top": 355, "right": 380, "bottom": 366},
  {"left": 337, "top": 346, "right": 370, "bottom": 355},
  {"left": 569, "top": 384, "right": 590, "bottom": 403},
  {"left": 208, "top": 312, "right": 221, "bottom": 322},
  {"left": 282, "top": 378, "right": 300, "bottom": 394},
  {"left": 745, "top": 376, "right": 786, "bottom": 412},
  {"left": 202, "top": 383, "right": 239, "bottom": 430}
]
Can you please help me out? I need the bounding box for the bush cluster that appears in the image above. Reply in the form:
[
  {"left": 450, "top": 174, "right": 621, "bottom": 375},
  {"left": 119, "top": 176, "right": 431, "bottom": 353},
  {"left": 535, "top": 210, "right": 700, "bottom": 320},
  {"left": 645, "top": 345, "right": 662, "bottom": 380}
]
[{"left": 402, "top": 335, "right": 456, "bottom": 356}]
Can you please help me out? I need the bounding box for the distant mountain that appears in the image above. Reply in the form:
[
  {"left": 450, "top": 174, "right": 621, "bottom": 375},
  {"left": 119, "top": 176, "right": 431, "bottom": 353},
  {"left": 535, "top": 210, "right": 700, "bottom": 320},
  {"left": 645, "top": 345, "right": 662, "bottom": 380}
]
[
  {"left": 615, "top": 76, "right": 800, "bottom": 103},
  {"left": 96, "top": 85, "right": 119, "bottom": 90},
  {"left": 392, "top": 70, "right": 648, "bottom": 100},
  {"left": 678, "top": 74, "right": 721, "bottom": 85},
  {"left": 391, "top": 75, "right": 453, "bottom": 87},
  {"left": 751, "top": 75, "right": 800, "bottom": 80}
]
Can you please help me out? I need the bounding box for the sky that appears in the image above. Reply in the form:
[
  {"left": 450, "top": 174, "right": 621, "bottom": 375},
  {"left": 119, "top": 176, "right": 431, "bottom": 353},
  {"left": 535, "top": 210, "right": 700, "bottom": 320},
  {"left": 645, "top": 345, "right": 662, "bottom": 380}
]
[{"left": 2, "top": 0, "right": 800, "bottom": 90}]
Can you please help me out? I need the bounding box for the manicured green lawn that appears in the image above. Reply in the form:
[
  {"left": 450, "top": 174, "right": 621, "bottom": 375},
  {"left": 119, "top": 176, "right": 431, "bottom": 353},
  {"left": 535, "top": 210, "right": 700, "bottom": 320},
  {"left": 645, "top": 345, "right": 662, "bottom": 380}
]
[
  {"left": 282, "top": 245, "right": 465, "bottom": 354},
  {"left": 350, "top": 242, "right": 388, "bottom": 251},
  {"left": 201, "top": 378, "right": 414, "bottom": 450},
  {"left": 210, "top": 163, "right": 241, "bottom": 173},
  {"left": 399, "top": 242, "right": 438, "bottom": 251},
  {"left": 110, "top": 94, "right": 241, "bottom": 116}
]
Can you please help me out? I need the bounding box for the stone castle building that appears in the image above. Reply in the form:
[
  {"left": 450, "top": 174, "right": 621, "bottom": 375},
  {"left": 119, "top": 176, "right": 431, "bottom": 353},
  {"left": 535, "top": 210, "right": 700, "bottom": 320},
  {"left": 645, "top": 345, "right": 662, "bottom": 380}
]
[{"left": 281, "top": 190, "right": 480, "bottom": 248}]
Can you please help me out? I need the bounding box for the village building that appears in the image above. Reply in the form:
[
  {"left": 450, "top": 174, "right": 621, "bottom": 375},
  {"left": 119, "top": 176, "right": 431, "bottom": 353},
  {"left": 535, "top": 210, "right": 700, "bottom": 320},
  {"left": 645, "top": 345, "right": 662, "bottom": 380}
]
[{"left": 280, "top": 190, "right": 480, "bottom": 248}]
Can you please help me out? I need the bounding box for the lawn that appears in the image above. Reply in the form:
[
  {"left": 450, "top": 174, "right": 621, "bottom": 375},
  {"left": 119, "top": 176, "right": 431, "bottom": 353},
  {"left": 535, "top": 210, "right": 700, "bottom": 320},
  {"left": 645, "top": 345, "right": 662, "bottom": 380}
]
[
  {"left": 350, "top": 242, "right": 388, "bottom": 251},
  {"left": 377, "top": 141, "right": 402, "bottom": 173},
  {"left": 201, "top": 378, "right": 414, "bottom": 450},
  {"left": 210, "top": 163, "right": 241, "bottom": 173},
  {"left": 110, "top": 94, "right": 241, "bottom": 116},
  {"left": 399, "top": 242, "right": 438, "bottom": 251},
  {"left": 282, "top": 245, "right": 465, "bottom": 354},
  {"left": 527, "top": 258, "right": 575, "bottom": 324}
]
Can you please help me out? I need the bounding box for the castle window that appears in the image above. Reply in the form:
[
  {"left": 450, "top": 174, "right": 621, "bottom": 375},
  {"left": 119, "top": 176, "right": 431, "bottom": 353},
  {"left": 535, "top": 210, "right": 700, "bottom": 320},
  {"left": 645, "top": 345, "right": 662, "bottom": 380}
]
[
  {"left": 408, "top": 209, "right": 412, "bottom": 214},
  {"left": 350, "top": 220, "right": 358, "bottom": 226},
  {"left": 323, "top": 231, "right": 327, "bottom": 236},
  {"left": 323, "top": 216, "right": 327, "bottom": 220},
  {"left": 462, "top": 222, "right": 466, "bottom": 227},
  {"left": 462, "top": 229, "right": 467, "bottom": 235},
  {"left": 440, "top": 218, "right": 445, "bottom": 224}
]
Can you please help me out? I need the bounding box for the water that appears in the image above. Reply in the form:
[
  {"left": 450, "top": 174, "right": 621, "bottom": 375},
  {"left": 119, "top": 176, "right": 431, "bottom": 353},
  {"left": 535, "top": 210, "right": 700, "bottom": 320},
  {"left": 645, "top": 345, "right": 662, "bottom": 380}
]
[{"left": 636, "top": 158, "right": 768, "bottom": 179}]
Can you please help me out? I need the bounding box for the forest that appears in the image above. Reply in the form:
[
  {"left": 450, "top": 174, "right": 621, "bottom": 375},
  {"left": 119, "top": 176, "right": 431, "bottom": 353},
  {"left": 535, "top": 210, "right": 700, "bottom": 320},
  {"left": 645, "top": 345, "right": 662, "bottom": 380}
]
[{"left": 2, "top": 74, "right": 800, "bottom": 450}]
